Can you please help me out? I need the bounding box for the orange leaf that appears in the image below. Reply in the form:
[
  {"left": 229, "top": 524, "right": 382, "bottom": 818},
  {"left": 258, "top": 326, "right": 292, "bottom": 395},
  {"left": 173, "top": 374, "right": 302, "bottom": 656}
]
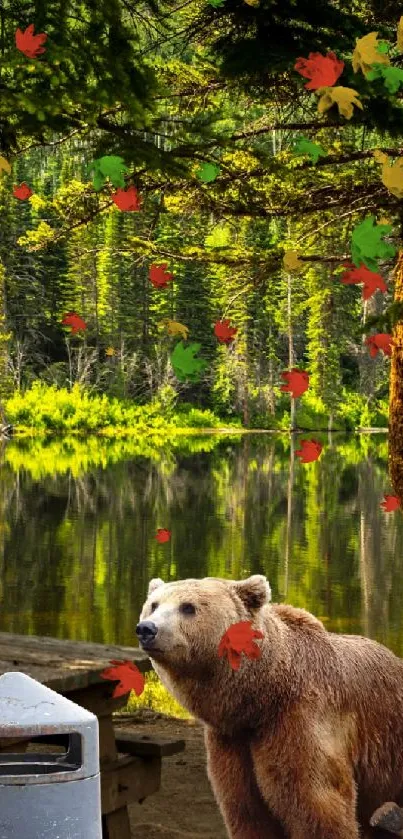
[
  {"left": 366, "top": 333, "right": 394, "bottom": 358},
  {"left": 61, "top": 312, "right": 87, "bottom": 334},
  {"left": 155, "top": 528, "right": 171, "bottom": 543},
  {"left": 380, "top": 495, "right": 401, "bottom": 512},
  {"left": 295, "top": 439, "right": 323, "bottom": 463},
  {"left": 13, "top": 182, "right": 33, "bottom": 200},
  {"left": 340, "top": 263, "right": 388, "bottom": 300},
  {"left": 15, "top": 24, "right": 47, "bottom": 58},
  {"left": 149, "top": 264, "right": 174, "bottom": 289},
  {"left": 280, "top": 369, "right": 309, "bottom": 398},
  {"left": 111, "top": 186, "right": 141, "bottom": 212},
  {"left": 214, "top": 319, "right": 238, "bottom": 343},
  {"left": 218, "top": 621, "right": 264, "bottom": 671},
  {"left": 100, "top": 660, "right": 145, "bottom": 698},
  {"left": 294, "top": 52, "right": 344, "bottom": 90}
]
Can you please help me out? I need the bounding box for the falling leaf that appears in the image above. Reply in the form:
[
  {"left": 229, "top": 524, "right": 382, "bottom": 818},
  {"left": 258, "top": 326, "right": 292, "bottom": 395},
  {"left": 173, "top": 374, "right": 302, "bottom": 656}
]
[
  {"left": 283, "top": 250, "right": 303, "bottom": 271},
  {"left": 100, "top": 660, "right": 145, "bottom": 698},
  {"left": 0, "top": 157, "right": 11, "bottom": 176},
  {"left": 155, "top": 528, "right": 171, "bottom": 543},
  {"left": 352, "top": 32, "right": 390, "bottom": 76},
  {"left": 111, "top": 186, "right": 141, "bottom": 212},
  {"left": 208, "top": 0, "right": 226, "bottom": 6},
  {"left": 366, "top": 64, "right": 403, "bottom": 94},
  {"left": 158, "top": 319, "right": 189, "bottom": 340},
  {"left": 149, "top": 264, "right": 174, "bottom": 289},
  {"left": 397, "top": 16, "right": 403, "bottom": 51},
  {"left": 378, "top": 216, "right": 392, "bottom": 226},
  {"left": 374, "top": 153, "right": 403, "bottom": 199},
  {"left": 15, "top": 24, "right": 47, "bottom": 58},
  {"left": 197, "top": 163, "right": 221, "bottom": 183},
  {"left": 294, "top": 52, "right": 344, "bottom": 90},
  {"left": 105, "top": 347, "right": 116, "bottom": 357},
  {"left": 244, "top": 0, "right": 260, "bottom": 6},
  {"left": 372, "top": 149, "right": 388, "bottom": 164},
  {"left": 366, "top": 333, "right": 394, "bottom": 358},
  {"left": 88, "top": 155, "right": 130, "bottom": 191},
  {"left": 380, "top": 494, "right": 401, "bottom": 512},
  {"left": 293, "top": 137, "right": 326, "bottom": 164},
  {"left": 317, "top": 86, "right": 363, "bottom": 120},
  {"left": 351, "top": 216, "right": 395, "bottom": 272},
  {"left": 218, "top": 621, "right": 264, "bottom": 671},
  {"left": 295, "top": 439, "right": 323, "bottom": 463},
  {"left": 340, "top": 263, "right": 388, "bottom": 300},
  {"left": 214, "top": 319, "right": 238, "bottom": 344},
  {"left": 280, "top": 369, "right": 310, "bottom": 399},
  {"left": 61, "top": 312, "right": 87, "bottom": 334},
  {"left": 13, "top": 183, "right": 33, "bottom": 200},
  {"left": 170, "top": 341, "right": 208, "bottom": 383}
]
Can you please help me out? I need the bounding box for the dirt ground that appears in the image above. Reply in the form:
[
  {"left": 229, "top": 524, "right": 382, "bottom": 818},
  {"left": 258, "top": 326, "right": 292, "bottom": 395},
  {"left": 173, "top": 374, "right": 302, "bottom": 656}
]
[{"left": 121, "top": 708, "right": 227, "bottom": 839}]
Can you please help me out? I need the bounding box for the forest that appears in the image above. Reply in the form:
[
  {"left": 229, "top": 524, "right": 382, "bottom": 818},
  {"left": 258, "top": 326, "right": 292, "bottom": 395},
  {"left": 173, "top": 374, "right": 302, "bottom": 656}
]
[{"left": 1, "top": 0, "right": 403, "bottom": 473}]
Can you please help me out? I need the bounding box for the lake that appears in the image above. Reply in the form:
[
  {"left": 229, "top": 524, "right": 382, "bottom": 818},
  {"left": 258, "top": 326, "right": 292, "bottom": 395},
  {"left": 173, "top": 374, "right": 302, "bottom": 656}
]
[{"left": 0, "top": 430, "right": 402, "bottom": 656}]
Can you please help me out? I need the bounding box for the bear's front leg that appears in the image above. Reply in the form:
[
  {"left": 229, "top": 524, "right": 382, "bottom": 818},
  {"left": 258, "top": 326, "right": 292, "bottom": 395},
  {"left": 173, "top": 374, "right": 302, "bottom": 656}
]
[
  {"left": 251, "top": 734, "right": 360, "bottom": 839},
  {"left": 204, "top": 726, "right": 285, "bottom": 839}
]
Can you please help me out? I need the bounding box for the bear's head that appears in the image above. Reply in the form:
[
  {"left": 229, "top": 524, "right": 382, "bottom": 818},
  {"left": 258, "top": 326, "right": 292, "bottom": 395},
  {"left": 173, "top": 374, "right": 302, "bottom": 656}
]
[{"left": 136, "top": 575, "right": 273, "bottom": 729}]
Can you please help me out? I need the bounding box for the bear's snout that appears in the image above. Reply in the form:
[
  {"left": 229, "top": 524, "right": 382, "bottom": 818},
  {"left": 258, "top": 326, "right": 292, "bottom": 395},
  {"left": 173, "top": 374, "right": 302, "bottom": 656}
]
[{"left": 136, "top": 620, "right": 158, "bottom": 649}]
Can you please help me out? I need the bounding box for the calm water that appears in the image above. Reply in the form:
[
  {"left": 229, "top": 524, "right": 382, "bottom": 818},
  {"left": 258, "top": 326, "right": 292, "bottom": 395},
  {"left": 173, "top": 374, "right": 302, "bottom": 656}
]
[{"left": 0, "top": 431, "right": 402, "bottom": 655}]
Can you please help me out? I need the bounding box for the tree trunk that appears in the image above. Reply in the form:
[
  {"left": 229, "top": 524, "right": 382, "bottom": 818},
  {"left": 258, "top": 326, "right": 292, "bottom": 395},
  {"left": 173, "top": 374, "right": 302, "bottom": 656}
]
[{"left": 389, "top": 249, "right": 403, "bottom": 507}]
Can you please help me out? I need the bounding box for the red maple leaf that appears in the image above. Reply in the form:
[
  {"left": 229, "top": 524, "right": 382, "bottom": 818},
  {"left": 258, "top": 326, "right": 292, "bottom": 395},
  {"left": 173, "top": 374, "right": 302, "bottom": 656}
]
[
  {"left": 100, "top": 660, "right": 145, "bottom": 698},
  {"left": 366, "top": 333, "right": 394, "bottom": 358},
  {"left": 294, "top": 51, "right": 344, "bottom": 90},
  {"left": 15, "top": 24, "right": 47, "bottom": 58},
  {"left": 280, "top": 369, "right": 310, "bottom": 399},
  {"left": 380, "top": 495, "right": 401, "bottom": 512},
  {"left": 155, "top": 528, "right": 171, "bottom": 543},
  {"left": 218, "top": 621, "right": 264, "bottom": 671},
  {"left": 214, "top": 319, "right": 238, "bottom": 344},
  {"left": 111, "top": 186, "right": 141, "bottom": 212},
  {"left": 13, "top": 183, "right": 33, "bottom": 200},
  {"left": 149, "top": 264, "right": 174, "bottom": 289},
  {"left": 295, "top": 439, "right": 323, "bottom": 463},
  {"left": 61, "top": 312, "right": 87, "bottom": 334},
  {"left": 340, "top": 263, "right": 387, "bottom": 300}
]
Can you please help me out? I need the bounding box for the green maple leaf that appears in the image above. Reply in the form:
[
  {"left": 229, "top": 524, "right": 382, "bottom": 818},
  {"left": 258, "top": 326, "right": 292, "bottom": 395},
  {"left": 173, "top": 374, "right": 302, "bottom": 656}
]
[
  {"left": 88, "top": 155, "right": 130, "bottom": 191},
  {"left": 170, "top": 341, "right": 208, "bottom": 382},
  {"left": 208, "top": 0, "right": 226, "bottom": 6},
  {"left": 351, "top": 216, "right": 396, "bottom": 272},
  {"left": 293, "top": 136, "right": 326, "bottom": 164},
  {"left": 197, "top": 163, "right": 221, "bottom": 183},
  {"left": 366, "top": 64, "right": 403, "bottom": 94}
]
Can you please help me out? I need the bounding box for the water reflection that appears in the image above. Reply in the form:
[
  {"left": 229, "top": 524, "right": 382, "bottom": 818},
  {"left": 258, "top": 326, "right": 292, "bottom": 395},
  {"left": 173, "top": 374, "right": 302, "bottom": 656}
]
[{"left": 0, "top": 432, "right": 402, "bottom": 654}]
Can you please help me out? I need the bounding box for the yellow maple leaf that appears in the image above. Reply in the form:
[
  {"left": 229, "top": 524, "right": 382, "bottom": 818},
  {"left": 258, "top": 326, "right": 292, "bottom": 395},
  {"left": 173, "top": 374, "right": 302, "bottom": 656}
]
[
  {"left": 352, "top": 32, "right": 390, "bottom": 76},
  {"left": 317, "top": 86, "right": 363, "bottom": 120},
  {"left": 0, "top": 156, "right": 11, "bottom": 176},
  {"left": 158, "top": 319, "right": 189, "bottom": 340},
  {"left": 378, "top": 155, "right": 403, "bottom": 199},
  {"left": 283, "top": 250, "right": 302, "bottom": 271},
  {"left": 378, "top": 216, "right": 391, "bottom": 226},
  {"left": 372, "top": 149, "right": 388, "bottom": 164},
  {"left": 244, "top": 0, "right": 260, "bottom": 5},
  {"left": 105, "top": 346, "right": 116, "bottom": 356},
  {"left": 397, "top": 16, "right": 403, "bottom": 51}
]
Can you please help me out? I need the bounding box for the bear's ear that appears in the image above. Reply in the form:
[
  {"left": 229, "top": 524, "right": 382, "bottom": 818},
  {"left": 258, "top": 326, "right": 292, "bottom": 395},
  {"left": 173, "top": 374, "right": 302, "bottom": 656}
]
[
  {"left": 148, "top": 578, "right": 165, "bottom": 596},
  {"left": 233, "top": 575, "right": 272, "bottom": 610}
]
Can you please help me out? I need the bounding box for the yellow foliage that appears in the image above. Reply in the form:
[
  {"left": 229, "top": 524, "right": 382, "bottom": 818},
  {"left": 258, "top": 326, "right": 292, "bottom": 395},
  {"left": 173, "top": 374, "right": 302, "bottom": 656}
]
[
  {"left": 0, "top": 157, "right": 11, "bottom": 176},
  {"left": 352, "top": 32, "right": 390, "bottom": 76},
  {"left": 158, "top": 319, "right": 190, "bottom": 340},
  {"left": 397, "top": 16, "right": 403, "bottom": 51},
  {"left": 375, "top": 154, "right": 403, "bottom": 199},
  {"left": 317, "top": 86, "right": 363, "bottom": 120}
]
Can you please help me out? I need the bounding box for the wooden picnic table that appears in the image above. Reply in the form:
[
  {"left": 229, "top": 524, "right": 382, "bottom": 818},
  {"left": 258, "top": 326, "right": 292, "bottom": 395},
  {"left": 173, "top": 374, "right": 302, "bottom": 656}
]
[{"left": 0, "top": 632, "right": 185, "bottom": 839}]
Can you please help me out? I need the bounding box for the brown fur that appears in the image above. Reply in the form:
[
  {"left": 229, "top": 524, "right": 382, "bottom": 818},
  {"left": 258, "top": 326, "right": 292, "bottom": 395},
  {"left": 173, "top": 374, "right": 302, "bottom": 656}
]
[{"left": 138, "top": 575, "right": 403, "bottom": 839}]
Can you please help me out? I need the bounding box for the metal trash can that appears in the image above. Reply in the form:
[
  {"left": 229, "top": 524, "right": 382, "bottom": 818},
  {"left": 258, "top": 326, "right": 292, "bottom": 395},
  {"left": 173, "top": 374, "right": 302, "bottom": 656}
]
[{"left": 0, "top": 671, "right": 102, "bottom": 839}]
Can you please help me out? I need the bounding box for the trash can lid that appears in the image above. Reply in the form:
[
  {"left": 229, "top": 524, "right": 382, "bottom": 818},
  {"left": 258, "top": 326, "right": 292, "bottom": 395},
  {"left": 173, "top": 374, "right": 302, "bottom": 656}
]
[{"left": 0, "top": 672, "right": 97, "bottom": 731}]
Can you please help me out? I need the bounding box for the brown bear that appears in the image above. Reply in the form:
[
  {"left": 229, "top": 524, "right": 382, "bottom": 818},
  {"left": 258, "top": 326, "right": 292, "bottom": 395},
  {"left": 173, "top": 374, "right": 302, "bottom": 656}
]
[{"left": 136, "top": 575, "right": 403, "bottom": 839}]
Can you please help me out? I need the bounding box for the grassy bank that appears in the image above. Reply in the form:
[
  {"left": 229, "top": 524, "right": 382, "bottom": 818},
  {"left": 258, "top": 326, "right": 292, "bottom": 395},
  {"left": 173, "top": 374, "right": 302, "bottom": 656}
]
[{"left": 3, "top": 381, "right": 389, "bottom": 436}]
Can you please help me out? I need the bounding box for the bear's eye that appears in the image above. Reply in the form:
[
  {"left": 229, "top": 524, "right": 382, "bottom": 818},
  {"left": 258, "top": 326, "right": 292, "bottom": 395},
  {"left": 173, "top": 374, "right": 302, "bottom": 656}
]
[
  {"left": 150, "top": 602, "right": 159, "bottom": 612},
  {"left": 179, "top": 602, "right": 196, "bottom": 616}
]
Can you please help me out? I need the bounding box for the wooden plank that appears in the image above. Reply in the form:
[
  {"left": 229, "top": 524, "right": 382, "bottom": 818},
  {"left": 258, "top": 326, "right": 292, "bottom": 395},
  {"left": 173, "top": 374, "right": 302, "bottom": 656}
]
[
  {"left": 102, "top": 808, "right": 131, "bottom": 839},
  {"left": 0, "top": 631, "right": 152, "bottom": 693},
  {"left": 100, "top": 754, "right": 161, "bottom": 815},
  {"left": 114, "top": 730, "right": 185, "bottom": 758}
]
